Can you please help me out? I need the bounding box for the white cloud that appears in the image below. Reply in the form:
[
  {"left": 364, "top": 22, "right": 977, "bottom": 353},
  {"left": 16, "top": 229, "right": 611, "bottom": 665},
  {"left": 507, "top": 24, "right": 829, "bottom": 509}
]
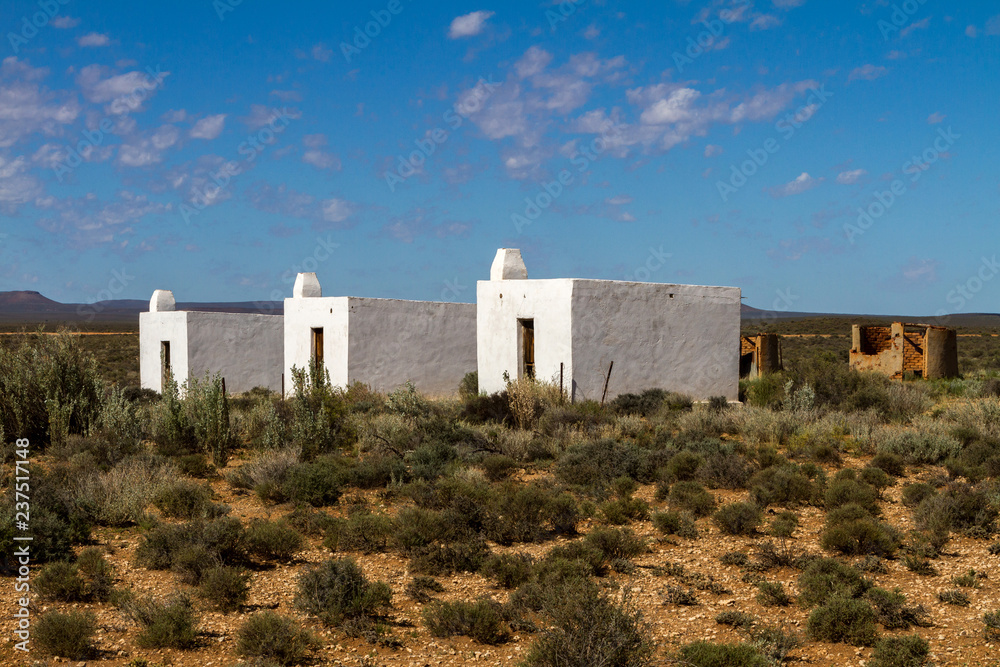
[
  {"left": 965, "top": 25, "right": 978, "bottom": 38},
  {"left": 240, "top": 104, "right": 301, "bottom": 128},
  {"left": 310, "top": 43, "right": 332, "bottom": 62},
  {"left": 848, "top": 64, "right": 888, "bottom": 82},
  {"left": 35, "top": 191, "right": 168, "bottom": 248},
  {"left": 750, "top": 14, "right": 781, "bottom": 30},
  {"left": 51, "top": 16, "right": 80, "bottom": 29},
  {"left": 770, "top": 172, "right": 822, "bottom": 197},
  {"left": 704, "top": 144, "right": 723, "bottom": 157},
  {"left": 0, "top": 58, "right": 79, "bottom": 148},
  {"left": 605, "top": 195, "right": 632, "bottom": 205},
  {"left": 772, "top": 0, "right": 806, "bottom": 7},
  {"left": 301, "top": 134, "right": 341, "bottom": 170},
  {"left": 515, "top": 46, "right": 552, "bottom": 79},
  {"left": 927, "top": 112, "right": 945, "bottom": 124},
  {"left": 898, "top": 257, "right": 939, "bottom": 284},
  {"left": 117, "top": 125, "right": 180, "bottom": 167},
  {"left": 0, "top": 153, "right": 43, "bottom": 212},
  {"left": 190, "top": 114, "right": 226, "bottom": 139},
  {"left": 78, "top": 32, "right": 110, "bottom": 47},
  {"left": 987, "top": 15, "right": 1000, "bottom": 35},
  {"left": 583, "top": 24, "right": 600, "bottom": 39},
  {"left": 836, "top": 168, "right": 867, "bottom": 184},
  {"left": 321, "top": 198, "right": 352, "bottom": 223},
  {"left": 900, "top": 17, "right": 930, "bottom": 37},
  {"left": 76, "top": 64, "right": 168, "bottom": 113},
  {"left": 448, "top": 10, "right": 494, "bottom": 39}
]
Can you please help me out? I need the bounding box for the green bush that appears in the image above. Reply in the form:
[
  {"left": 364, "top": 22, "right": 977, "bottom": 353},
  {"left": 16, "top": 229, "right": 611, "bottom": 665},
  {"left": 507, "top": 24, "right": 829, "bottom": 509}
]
[
  {"left": 281, "top": 455, "right": 349, "bottom": 506},
  {"left": 295, "top": 557, "right": 392, "bottom": 625},
  {"left": 877, "top": 430, "right": 961, "bottom": 465},
  {"left": 984, "top": 610, "right": 1000, "bottom": 640},
  {"left": 406, "top": 575, "right": 445, "bottom": 602},
  {"left": 824, "top": 478, "right": 879, "bottom": 513},
  {"left": 663, "top": 586, "right": 698, "bottom": 605},
  {"left": 198, "top": 566, "right": 251, "bottom": 611},
  {"left": 864, "top": 587, "right": 929, "bottom": 629},
  {"left": 821, "top": 505, "right": 902, "bottom": 557},
  {"left": 901, "top": 482, "right": 935, "bottom": 507},
  {"left": 749, "top": 465, "right": 813, "bottom": 507},
  {"left": 245, "top": 519, "right": 305, "bottom": 561},
  {"left": 914, "top": 482, "right": 998, "bottom": 537},
  {"left": 797, "top": 558, "right": 870, "bottom": 607},
  {"left": 610, "top": 388, "right": 671, "bottom": 416},
  {"left": 237, "top": 611, "right": 315, "bottom": 666},
  {"left": 555, "top": 438, "right": 648, "bottom": 490},
  {"left": 807, "top": 595, "right": 879, "bottom": 646},
  {"left": 663, "top": 450, "right": 704, "bottom": 482},
  {"left": 936, "top": 589, "right": 970, "bottom": 606},
  {"left": 715, "top": 610, "right": 756, "bottom": 630},
  {"left": 423, "top": 598, "right": 511, "bottom": 645},
  {"left": 134, "top": 516, "right": 247, "bottom": 583},
  {"left": 521, "top": 587, "right": 652, "bottom": 667},
  {"left": 324, "top": 511, "right": 394, "bottom": 553},
  {"left": 668, "top": 481, "right": 716, "bottom": 517},
  {"left": 480, "top": 552, "right": 534, "bottom": 589},
  {"left": 76, "top": 547, "right": 114, "bottom": 601},
  {"left": 35, "top": 561, "right": 88, "bottom": 601},
  {"left": 480, "top": 454, "right": 518, "bottom": 481},
  {"left": 289, "top": 361, "right": 356, "bottom": 459},
  {"left": 652, "top": 511, "right": 698, "bottom": 539},
  {"left": 870, "top": 452, "right": 905, "bottom": 477},
  {"left": 756, "top": 581, "right": 792, "bottom": 607},
  {"left": 870, "top": 634, "right": 930, "bottom": 667},
  {"left": 600, "top": 496, "right": 650, "bottom": 525},
  {"left": 152, "top": 479, "right": 219, "bottom": 519},
  {"left": 34, "top": 610, "right": 97, "bottom": 659},
  {"left": 409, "top": 538, "right": 491, "bottom": 575},
  {"left": 124, "top": 594, "right": 199, "bottom": 649},
  {"left": 769, "top": 511, "right": 799, "bottom": 538},
  {"left": 583, "top": 526, "right": 647, "bottom": 561},
  {"left": 185, "top": 373, "right": 236, "bottom": 466},
  {"left": 676, "top": 640, "right": 772, "bottom": 667},
  {"left": 713, "top": 502, "right": 762, "bottom": 536},
  {"left": 859, "top": 466, "right": 893, "bottom": 498}
]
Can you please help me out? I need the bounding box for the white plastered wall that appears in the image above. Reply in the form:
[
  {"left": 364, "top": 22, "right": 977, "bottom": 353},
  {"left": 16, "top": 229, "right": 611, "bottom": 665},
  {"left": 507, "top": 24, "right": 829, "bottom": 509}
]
[
  {"left": 476, "top": 279, "right": 575, "bottom": 395},
  {"left": 346, "top": 298, "right": 477, "bottom": 396},
  {"left": 140, "top": 311, "right": 283, "bottom": 394},
  {"left": 283, "top": 296, "right": 351, "bottom": 391},
  {"left": 139, "top": 311, "right": 189, "bottom": 394},
  {"left": 283, "top": 296, "right": 476, "bottom": 396},
  {"left": 184, "top": 312, "right": 284, "bottom": 393},
  {"left": 569, "top": 281, "right": 741, "bottom": 402}
]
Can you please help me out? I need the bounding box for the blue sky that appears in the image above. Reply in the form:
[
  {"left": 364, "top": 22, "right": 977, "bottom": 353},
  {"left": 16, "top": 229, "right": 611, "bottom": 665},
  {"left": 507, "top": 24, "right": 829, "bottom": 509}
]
[{"left": 0, "top": 0, "right": 998, "bottom": 316}]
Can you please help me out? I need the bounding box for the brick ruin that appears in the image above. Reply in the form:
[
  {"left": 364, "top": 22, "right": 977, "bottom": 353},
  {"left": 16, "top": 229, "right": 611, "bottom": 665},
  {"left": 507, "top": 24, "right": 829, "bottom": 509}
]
[
  {"left": 850, "top": 322, "right": 958, "bottom": 379},
  {"left": 740, "top": 333, "right": 783, "bottom": 378}
]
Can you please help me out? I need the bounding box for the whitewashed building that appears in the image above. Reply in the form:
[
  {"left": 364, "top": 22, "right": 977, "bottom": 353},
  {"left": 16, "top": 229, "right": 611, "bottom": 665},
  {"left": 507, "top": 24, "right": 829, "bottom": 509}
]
[
  {"left": 477, "top": 249, "right": 741, "bottom": 402},
  {"left": 283, "top": 273, "right": 477, "bottom": 396},
  {"left": 139, "top": 290, "right": 284, "bottom": 394}
]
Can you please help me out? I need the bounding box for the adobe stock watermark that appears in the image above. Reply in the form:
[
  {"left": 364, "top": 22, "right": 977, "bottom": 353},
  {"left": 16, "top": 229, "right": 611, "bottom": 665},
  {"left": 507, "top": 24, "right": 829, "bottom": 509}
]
[
  {"left": 384, "top": 75, "right": 502, "bottom": 192},
  {"left": 934, "top": 255, "right": 998, "bottom": 321},
  {"left": 440, "top": 276, "right": 468, "bottom": 302},
  {"left": 624, "top": 246, "right": 672, "bottom": 282},
  {"left": 878, "top": 0, "right": 929, "bottom": 41},
  {"left": 716, "top": 84, "right": 833, "bottom": 202},
  {"left": 254, "top": 234, "right": 341, "bottom": 314},
  {"left": 53, "top": 65, "right": 168, "bottom": 182},
  {"left": 76, "top": 267, "right": 135, "bottom": 322},
  {"left": 7, "top": 0, "right": 72, "bottom": 54},
  {"left": 340, "top": 0, "right": 409, "bottom": 63},
  {"left": 181, "top": 108, "right": 296, "bottom": 224},
  {"left": 673, "top": 0, "right": 750, "bottom": 73},
  {"left": 511, "top": 120, "right": 627, "bottom": 234},
  {"left": 12, "top": 436, "right": 32, "bottom": 653},
  {"left": 844, "top": 126, "right": 959, "bottom": 244},
  {"left": 545, "top": 0, "right": 589, "bottom": 31}
]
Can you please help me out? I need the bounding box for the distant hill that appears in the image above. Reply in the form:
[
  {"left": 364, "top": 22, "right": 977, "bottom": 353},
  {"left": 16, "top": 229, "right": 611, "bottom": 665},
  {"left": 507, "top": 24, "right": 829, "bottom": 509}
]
[
  {"left": 0, "top": 290, "right": 283, "bottom": 326},
  {"left": 0, "top": 291, "right": 996, "bottom": 331}
]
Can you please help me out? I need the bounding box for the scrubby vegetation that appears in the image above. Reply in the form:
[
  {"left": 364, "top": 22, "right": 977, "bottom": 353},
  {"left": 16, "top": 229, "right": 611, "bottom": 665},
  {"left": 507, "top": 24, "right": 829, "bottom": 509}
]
[{"left": 2, "top": 327, "right": 1000, "bottom": 664}]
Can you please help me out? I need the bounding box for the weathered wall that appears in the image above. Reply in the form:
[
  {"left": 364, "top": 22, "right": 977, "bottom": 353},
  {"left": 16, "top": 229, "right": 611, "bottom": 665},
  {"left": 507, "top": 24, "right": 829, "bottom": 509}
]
[
  {"left": 902, "top": 329, "right": 926, "bottom": 374},
  {"left": 141, "top": 311, "right": 283, "bottom": 394},
  {"left": 740, "top": 333, "right": 782, "bottom": 378},
  {"left": 185, "top": 312, "right": 284, "bottom": 393},
  {"left": 570, "top": 281, "right": 740, "bottom": 401},
  {"left": 285, "top": 296, "right": 477, "bottom": 396},
  {"left": 284, "top": 296, "right": 351, "bottom": 389},
  {"left": 347, "top": 298, "right": 477, "bottom": 396},
  {"left": 851, "top": 324, "right": 904, "bottom": 378},
  {"left": 925, "top": 327, "right": 959, "bottom": 379},
  {"left": 139, "top": 311, "right": 189, "bottom": 394},
  {"left": 477, "top": 279, "right": 575, "bottom": 395}
]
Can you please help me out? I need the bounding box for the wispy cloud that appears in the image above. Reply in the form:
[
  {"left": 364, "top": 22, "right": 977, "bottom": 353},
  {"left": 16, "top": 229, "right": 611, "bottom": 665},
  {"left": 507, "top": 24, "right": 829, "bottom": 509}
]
[
  {"left": 848, "top": 64, "right": 888, "bottom": 82},
  {"left": 448, "top": 10, "right": 495, "bottom": 39},
  {"left": 836, "top": 168, "right": 867, "bottom": 184},
  {"left": 189, "top": 114, "right": 227, "bottom": 140},
  {"left": 77, "top": 32, "right": 110, "bottom": 47},
  {"left": 769, "top": 172, "right": 822, "bottom": 197},
  {"left": 927, "top": 112, "right": 945, "bottom": 124}
]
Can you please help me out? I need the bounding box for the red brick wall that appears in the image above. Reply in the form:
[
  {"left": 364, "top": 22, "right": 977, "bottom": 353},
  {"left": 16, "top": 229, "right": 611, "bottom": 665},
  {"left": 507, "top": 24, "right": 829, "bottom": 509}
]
[
  {"left": 902, "top": 330, "right": 925, "bottom": 374},
  {"left": 859, "top": 326, "right": 893, "bottom": 354}
]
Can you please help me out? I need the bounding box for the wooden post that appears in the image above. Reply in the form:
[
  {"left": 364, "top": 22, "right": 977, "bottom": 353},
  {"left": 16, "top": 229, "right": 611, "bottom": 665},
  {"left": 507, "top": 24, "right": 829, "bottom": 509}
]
[
  {"left": 559, "top": 363, "right": 564, "bottom": 404},
  {"left": 600, "top": 361, "right": 614, "bottom": 406},
  {"left": 281, "top": 373, "right": 285, "bottom": 398},
  {"left": 221, "top": 377, "right": 226, "bottom": 396}
]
